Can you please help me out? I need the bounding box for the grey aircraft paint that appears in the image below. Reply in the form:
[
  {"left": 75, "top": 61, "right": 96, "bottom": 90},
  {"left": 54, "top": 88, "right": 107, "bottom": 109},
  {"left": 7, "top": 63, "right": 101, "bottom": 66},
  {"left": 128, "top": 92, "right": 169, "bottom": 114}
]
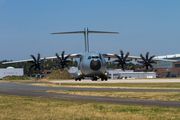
[{"left": 51, "top": 27, "right": 118, "bottom": 80}]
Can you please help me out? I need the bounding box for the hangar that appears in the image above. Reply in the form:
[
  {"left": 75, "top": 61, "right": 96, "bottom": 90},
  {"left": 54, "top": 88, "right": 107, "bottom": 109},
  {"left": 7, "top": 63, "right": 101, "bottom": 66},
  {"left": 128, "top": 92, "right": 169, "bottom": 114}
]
[{"left": 0, "top": 67, "right": 24, "bottom": 79}]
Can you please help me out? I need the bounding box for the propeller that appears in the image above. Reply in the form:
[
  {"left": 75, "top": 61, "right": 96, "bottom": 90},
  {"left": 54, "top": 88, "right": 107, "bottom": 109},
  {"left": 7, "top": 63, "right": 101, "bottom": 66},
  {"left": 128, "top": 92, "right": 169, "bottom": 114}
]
[
  {"left": 29, "top": 52, "right": 44, "bottom": 73},
  {"left": 136, "top": 51, "right": 157, "bottom": 71},
  {"left": 55, "top": 50, "right": 71, "bottom": 69},
  {"left": 113, "top": 49, "right": 132, "bottom": 71}
]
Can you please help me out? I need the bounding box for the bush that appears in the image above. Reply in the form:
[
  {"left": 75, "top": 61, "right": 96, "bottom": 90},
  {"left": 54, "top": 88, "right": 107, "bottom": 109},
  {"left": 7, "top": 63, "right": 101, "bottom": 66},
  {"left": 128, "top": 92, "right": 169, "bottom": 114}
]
[
  {"left": 2, "top": 75, "right": 31, "bottom": 80},
  {"left": 46, "top": 69, "right": 72, "bottom": 79}
]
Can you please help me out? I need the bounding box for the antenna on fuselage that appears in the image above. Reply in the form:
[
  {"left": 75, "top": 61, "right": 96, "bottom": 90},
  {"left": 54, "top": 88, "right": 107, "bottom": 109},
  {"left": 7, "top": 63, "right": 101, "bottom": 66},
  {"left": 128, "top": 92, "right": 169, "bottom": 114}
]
[{"left": 51, "top": 27, "right": 119, "bottom": 52}]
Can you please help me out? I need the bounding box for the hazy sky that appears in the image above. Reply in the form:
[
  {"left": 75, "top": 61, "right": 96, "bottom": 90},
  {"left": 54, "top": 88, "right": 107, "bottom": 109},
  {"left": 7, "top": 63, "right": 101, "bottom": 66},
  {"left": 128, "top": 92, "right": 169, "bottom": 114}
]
[{"left": 0, "top": 0, "right": 180, "bottom": 61}]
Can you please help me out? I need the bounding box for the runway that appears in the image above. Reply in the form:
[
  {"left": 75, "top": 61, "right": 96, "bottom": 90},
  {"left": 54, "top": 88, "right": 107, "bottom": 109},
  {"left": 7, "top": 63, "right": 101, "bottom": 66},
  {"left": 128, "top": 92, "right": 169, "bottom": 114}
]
[
  {"left": 1, "top": 81, "right": 180, "bottom": 107},
  {"left": 52, "top": 79, "right": 180, "bottom": 83}
]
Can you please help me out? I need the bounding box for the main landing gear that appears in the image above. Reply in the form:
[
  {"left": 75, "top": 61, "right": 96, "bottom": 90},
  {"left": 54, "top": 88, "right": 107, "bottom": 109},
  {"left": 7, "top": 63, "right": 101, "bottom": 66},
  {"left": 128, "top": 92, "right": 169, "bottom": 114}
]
[
  {"left": 75, "top": 78, "right": 81, "bottom": 81},
  {"left": 92, "top": 77, "right": 108, "bottom": 81}
]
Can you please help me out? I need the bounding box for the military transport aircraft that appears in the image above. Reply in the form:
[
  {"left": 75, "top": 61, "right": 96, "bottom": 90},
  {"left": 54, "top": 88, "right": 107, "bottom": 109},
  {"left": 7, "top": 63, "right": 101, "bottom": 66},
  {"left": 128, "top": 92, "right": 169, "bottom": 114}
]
[{"left": 2, "top": 27, "right": 176, "bottom": 81}]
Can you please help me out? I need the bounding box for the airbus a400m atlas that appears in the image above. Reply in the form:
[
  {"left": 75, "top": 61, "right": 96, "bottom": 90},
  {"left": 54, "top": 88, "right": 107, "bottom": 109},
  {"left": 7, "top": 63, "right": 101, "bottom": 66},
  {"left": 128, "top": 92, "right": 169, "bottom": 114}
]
[{"left": 2, "top": 27, "right": 176, "bottom": 81}]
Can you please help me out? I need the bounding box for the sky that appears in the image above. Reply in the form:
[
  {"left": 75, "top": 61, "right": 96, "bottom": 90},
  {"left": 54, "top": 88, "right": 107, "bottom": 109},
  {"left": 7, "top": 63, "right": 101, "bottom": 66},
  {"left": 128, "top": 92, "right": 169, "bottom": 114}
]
[{"left": 0, "top": 0, "right": 180, "bottom": 61}]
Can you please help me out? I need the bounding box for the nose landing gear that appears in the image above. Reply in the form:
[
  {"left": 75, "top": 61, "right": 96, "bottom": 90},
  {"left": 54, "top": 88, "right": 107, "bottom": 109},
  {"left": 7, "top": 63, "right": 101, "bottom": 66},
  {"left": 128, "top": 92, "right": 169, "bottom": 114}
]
[
  {"left": 75, "top": 78, "right": 81, "bottom": 81},
  {"left": 92, "top": 77, "right": 97, "bottom": 81},
  {"left": 100, "top": 78, "right": 107, "bottom": 81}
]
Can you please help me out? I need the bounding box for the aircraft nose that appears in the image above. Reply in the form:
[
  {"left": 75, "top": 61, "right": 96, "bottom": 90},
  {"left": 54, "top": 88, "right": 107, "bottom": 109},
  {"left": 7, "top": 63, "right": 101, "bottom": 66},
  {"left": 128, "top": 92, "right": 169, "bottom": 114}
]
[{"left": 90, "top": 60, "right": 101, "bottom": 71}]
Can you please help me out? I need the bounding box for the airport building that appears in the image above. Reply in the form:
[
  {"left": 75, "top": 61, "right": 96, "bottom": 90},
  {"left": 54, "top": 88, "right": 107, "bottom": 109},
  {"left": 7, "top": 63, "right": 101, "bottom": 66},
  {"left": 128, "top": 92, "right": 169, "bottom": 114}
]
[
  {"left": 0, "top": 67, "right": 24, "bottom": 79},
  {"left": 107, "top": 69, "right": 156, "bottom": 79},
  {"left": 135, "top": 54, "right": 180, "bottom": 78}
]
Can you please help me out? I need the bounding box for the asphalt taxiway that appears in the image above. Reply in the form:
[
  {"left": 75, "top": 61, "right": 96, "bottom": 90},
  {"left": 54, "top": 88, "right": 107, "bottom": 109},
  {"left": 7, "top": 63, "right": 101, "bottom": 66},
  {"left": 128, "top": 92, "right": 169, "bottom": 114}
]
[
  {"left": 1, "top": 81, "right": 180, "bottom": 107},
  {"left": 52, "top": 79, "right": 180, "bottom": 83}
]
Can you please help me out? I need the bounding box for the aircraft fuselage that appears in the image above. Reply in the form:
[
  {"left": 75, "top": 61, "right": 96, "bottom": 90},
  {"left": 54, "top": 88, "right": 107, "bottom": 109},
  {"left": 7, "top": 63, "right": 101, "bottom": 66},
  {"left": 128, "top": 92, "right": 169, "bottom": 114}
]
[{"left": 75, "top": 52, "right": 108, "bottom": 79}]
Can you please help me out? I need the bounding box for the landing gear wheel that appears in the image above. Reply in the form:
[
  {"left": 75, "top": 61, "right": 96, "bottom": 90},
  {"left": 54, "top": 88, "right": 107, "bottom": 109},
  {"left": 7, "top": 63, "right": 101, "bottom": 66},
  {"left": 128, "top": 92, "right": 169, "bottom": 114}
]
[
  {"left": 105, "top": 78, "right": 107, "bottom": 81},
  {"left": 75, "top": 79, "right": 77, "bottom": 81},
  {"left": 79, "top": 79, "right": 81, "bottom": 81}
]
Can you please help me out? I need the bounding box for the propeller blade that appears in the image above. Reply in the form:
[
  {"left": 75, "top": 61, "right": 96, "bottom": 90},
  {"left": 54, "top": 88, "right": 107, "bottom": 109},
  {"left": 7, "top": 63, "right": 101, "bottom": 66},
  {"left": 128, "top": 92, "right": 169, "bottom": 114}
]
[
  {"left": 30, "top": 54, "right": 36, "bottom": 62},
  {"left": 146, "top": 65, "right": 148, "bottom": 71},
  {"left": 146, "top": 51, "right": 149, "bottom": 61},
  {"left": 114, "top": 54, "right": 121, "bottom": 60},
  {"left": 29, "top": 64, "right": 35, "bottom": 69},
  {"left": 149, "top": 55, "right": 156, "bottom": 62},
  {"left": 124, "top": 51, "right": 130, "bottom": 59},
  {"left": 140, "top": 53, "right": 146, "bottom": 62},
  {"left": 62, "top": 50, "right": 65, "bottom": 60},
  {"left": 65, "top": 54, "right": 71, "bottom": 60},
  {"left": 121, "top": 64, "right": 125, "bottom": 71},
  {"left": 120, "top": 49, "right": 124, "bottom": 59},
  {"left": 37, "top": 52, "right": 40, "bottom": 62},
  {"left": 55, "top": 52, "right": 62, "bottom": 62}
]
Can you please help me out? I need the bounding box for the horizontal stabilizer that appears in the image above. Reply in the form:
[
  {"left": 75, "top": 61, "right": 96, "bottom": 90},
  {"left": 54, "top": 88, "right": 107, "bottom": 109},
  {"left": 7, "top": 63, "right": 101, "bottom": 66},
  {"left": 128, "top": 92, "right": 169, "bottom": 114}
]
[
  {"left": 51, "top": 31, "right": 84, "bottom": 34},
  {"left": 51, "top": 31, "right": 119, "bottom": 34},
  {"left": 51, "top": 27, "right": 119, "bottom": 52},
  {"left": 88, "top": 31, "right": 119, "bottom": 34}
]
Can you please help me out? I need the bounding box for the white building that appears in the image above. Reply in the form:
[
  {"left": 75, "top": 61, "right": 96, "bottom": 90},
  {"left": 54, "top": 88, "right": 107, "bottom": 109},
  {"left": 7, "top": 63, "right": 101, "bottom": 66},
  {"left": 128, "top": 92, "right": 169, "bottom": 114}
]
[
  {"left": 0, "top": 67, "right": 24, "bottom": 79},
  {"left": 107, "top": 69, "right": 156, "bottom": 79}
]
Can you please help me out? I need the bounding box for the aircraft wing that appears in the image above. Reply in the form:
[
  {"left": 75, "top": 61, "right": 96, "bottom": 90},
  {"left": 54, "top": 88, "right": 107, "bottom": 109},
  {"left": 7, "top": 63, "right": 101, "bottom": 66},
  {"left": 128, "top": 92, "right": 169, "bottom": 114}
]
[
  {"left": 102, "top": 53, "right": 177, "bottom": 62},
  {"left": 2, "top": 53, "right": 82, "bottom": 64},
  {"left": 44, "top": 53, "right": 82, "bottom": 60}
]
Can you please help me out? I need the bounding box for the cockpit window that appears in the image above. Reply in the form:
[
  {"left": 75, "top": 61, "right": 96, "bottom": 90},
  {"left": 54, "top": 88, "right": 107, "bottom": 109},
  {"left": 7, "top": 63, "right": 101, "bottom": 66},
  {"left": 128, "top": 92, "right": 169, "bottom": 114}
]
[
  {"left": 88, "top": 56, "right": 91, "bottom": 59},
  {"left": 92, "top": 56, "right": 99, "bottom": 59}
]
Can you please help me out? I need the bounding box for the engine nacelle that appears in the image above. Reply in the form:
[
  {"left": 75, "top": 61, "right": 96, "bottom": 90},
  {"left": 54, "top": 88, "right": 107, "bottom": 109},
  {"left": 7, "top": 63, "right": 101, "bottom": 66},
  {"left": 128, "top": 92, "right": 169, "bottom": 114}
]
[{"left": 74, "top": 70, "right": 83, "bottom": 79}]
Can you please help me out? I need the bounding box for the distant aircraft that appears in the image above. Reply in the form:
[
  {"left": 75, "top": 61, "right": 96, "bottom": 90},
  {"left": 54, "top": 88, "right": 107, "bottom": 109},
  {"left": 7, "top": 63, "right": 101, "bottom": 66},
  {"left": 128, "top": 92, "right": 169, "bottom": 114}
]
[{"left": 2, "top": 27, "right": 176, "bottom": 81}]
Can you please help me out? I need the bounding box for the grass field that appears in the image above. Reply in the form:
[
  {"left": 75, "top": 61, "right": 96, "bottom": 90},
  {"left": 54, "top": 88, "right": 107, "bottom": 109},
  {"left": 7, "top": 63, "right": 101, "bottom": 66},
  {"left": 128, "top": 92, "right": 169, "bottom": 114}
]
[
  {"left": 29, "top": 82, "right": 180, "bottom": 89},
  {"left": 1, "top": 80, "right": 32, "bottom": 83},
  {"left": 47, "top": 90, "right": 180, "bottom": 101},
  {"left": 1, "top": 94, "right": 180, "bottom": 120}
]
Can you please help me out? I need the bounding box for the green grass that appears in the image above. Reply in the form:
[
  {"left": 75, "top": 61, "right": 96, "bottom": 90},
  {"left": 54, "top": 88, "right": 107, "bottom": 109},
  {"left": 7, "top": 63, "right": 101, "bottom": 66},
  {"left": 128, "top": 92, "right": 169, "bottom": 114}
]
[
  {"left": 47, "top": 90, "right": 180, "bottom": 101},
  {"left": 1, "top": 94, "right": 180, "bottom": 120},
  {"left": 61, "top": 82, "right": 180, "bottom": 89},
  {"left": 29, "top": 82, "right": 180, "bottom": 89},
  {"left": 2, "top": 75, "right": 32, "bottom": 80}
]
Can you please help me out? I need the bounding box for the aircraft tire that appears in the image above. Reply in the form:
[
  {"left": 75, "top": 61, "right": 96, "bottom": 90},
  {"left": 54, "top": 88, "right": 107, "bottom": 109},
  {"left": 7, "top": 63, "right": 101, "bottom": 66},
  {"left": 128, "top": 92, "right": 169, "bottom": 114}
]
[
  {"left": 75, "top": 79, "right": 77, "bottom": 81},
  {"left": 79, "top": 79, "right": 81, "bottom": 81},
  {"left": 105, "top": 78, "right": 107, "bottom": 81}
]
